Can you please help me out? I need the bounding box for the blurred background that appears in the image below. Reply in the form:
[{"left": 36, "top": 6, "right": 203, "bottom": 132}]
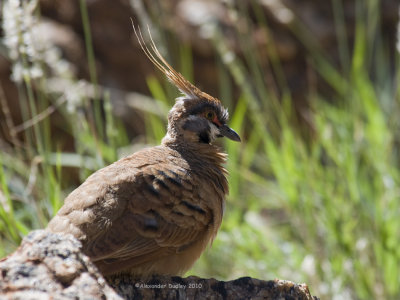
[{"left": 0, "top": 0, "right": 399, "bottom": 299}]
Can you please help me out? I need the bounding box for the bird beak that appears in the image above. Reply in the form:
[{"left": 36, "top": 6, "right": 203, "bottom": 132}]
[{"left": 218, "top": 124, "right": 241, "bottom": 142}]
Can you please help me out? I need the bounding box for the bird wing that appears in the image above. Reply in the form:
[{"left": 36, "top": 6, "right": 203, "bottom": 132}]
[{"left": 50, "top": 146, "right": 215, "bottom": 269}]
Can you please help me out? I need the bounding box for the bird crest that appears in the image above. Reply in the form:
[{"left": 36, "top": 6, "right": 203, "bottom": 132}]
[{"left": 133, "top": 23, "right": 221, "bottom": 105}]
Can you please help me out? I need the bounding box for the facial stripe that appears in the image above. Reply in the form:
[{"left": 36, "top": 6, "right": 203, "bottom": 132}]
[
  {"left": 209, "top": 123, "right": 220, "bottom": 141},
  {"left": 198, "top": 130, "right": 211, "bottom": 144},
  {"left": 186, "top": 102, "right": 228, "bottom": 123}
]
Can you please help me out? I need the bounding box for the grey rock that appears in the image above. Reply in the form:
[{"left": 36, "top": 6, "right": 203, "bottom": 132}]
[
  {"left": 0, "top": 230, "right": 319, "bottom": 300},
  {"left": 0, "top": 230, "right": 121, "bottom": 300}
]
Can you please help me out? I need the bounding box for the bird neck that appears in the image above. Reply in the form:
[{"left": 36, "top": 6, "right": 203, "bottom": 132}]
[
  {"left": 161, "top": 136, "right": 229, "bottom": 198},
  {"left": 163, "top": 134, "right": 227, "bottom": 170},
  {"left": 162, "top": 133, "right": 224, "bottom": 159}
]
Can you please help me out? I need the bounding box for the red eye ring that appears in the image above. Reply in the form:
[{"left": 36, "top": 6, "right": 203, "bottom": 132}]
[
  {"left": 205, "top": 111, "right": 222, "bottom": 127},
  {"left": 206, "top": 111, "right": 215, "bottom": 120}
]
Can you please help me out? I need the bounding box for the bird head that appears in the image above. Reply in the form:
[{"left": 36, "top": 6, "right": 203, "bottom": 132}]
[
  {"left": 166, "top": 96, "right": 240, "bottom": 144},
  {"left": 134, "top": 26, "right": 241, "bottom": 145}
]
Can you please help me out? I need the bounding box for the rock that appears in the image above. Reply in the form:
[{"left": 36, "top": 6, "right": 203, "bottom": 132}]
[
  {"left": 108, "top": 275, "right": 318, "bottom": 300},
  {"left": 0, "top": 230, "right": 121, "bottom": 300},
  {"left": 0, "top": 230, "right": 319, "bottom": 300}
]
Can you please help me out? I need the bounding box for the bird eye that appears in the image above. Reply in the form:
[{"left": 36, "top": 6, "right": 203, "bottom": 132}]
[{"left": 205, "top": 111, "right": 215, "bottom": 120}]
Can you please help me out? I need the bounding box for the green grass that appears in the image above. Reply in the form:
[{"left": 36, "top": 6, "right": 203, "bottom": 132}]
[{"left": 1, "top": 0, "right": 399, "bottom": 299}]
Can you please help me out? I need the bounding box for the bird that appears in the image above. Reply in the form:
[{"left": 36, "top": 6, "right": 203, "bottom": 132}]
[{"left": 46, "top": 26, "right": 241, "bottom": 277}]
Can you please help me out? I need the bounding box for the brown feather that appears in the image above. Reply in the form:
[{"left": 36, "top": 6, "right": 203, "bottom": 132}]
[
  {"left": 47, "top": 145, "right": 227, "bottom": 276},
  {"left": 132, "top": 22, "right": 221, "bottom": 104}
]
